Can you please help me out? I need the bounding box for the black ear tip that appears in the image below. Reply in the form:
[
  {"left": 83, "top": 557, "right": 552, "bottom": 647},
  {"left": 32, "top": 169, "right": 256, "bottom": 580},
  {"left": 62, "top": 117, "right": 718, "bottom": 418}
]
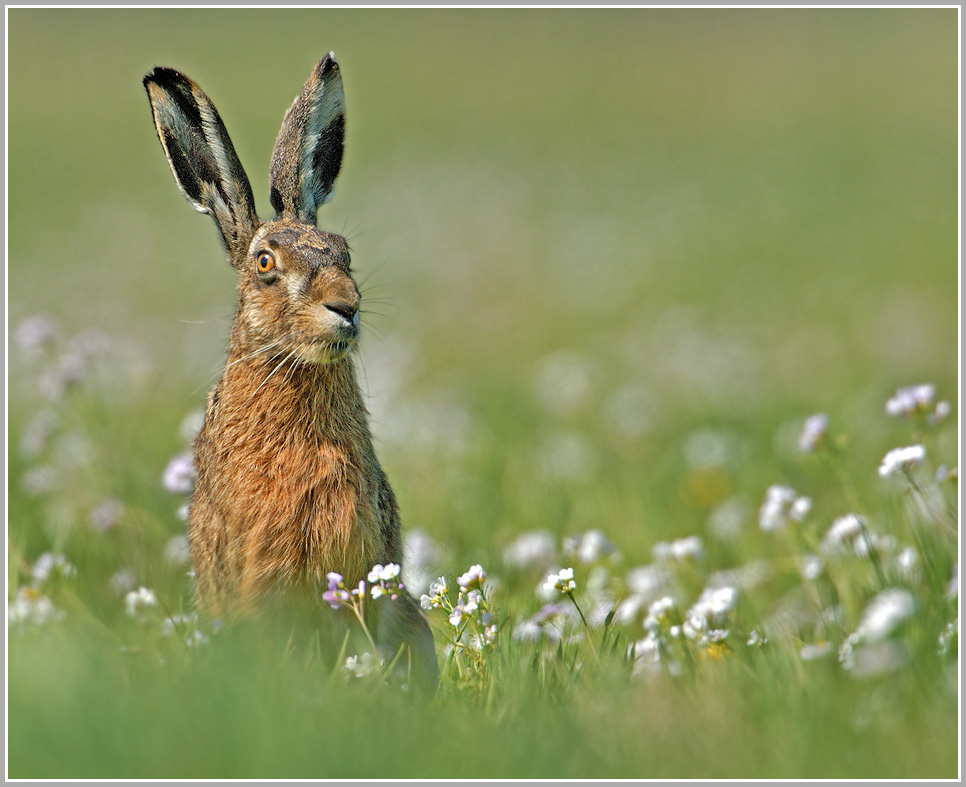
[
  {"left": 144, "top": 66, "right": 188, "bottom": 90},
  {"left": 317, "top": 52, "right": 340, "bottom": 77}
]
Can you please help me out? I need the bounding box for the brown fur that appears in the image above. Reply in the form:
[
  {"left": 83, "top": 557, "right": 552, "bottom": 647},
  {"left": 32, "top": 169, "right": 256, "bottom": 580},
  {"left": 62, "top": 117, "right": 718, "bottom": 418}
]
[{"left": 144, "top": 57, "right": 437, "bottom": 689}]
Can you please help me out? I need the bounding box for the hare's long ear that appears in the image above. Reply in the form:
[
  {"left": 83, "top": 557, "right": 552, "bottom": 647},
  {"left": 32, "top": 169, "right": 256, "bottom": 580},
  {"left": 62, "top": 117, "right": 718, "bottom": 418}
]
[
  {"left": 268, "top": 53, "right": 346, "bottom": 224},
  {"left": 143, "top": 67, "right": 258, "bottom": 259}
]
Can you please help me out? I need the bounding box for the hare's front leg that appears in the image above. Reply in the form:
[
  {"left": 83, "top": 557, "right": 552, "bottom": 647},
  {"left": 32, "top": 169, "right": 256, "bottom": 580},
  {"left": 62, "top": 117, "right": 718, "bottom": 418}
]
[
  {"left": 187, "top": 487, "right": 231, "bottom": 617},
  {"left": 372, "top": 471, "right": 439, "bottom": 691}
]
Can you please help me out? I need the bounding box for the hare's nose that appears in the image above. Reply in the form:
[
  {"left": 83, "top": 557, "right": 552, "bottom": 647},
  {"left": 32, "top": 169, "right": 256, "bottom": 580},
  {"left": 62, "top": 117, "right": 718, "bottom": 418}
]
[
  {"left": 324, "top": 301, "right": 358, "bottom": 322},
  {"left": 324, "top": 301, "right": 360, "bottom": 335}
]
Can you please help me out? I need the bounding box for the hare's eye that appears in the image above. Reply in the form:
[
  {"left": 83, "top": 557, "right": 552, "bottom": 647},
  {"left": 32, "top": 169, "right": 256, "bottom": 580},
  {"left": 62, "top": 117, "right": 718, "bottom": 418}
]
[{"left": 256, "top": 251, "right": 276, "bottom": 274}]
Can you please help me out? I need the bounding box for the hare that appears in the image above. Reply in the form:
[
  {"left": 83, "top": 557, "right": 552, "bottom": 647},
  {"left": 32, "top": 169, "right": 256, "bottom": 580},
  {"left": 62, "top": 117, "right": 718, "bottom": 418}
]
[{"left": 143, "top": 54, "right": 437, "bottom": 689}]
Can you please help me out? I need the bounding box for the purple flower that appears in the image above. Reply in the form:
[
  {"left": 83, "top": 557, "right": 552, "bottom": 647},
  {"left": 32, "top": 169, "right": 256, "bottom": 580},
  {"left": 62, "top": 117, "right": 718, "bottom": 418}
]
[
  {"left": 163, "top": 453, "right": 197, "bottom": 494},
  {"left": 323, "top": 588, "right": 351, "bottom": 609}
]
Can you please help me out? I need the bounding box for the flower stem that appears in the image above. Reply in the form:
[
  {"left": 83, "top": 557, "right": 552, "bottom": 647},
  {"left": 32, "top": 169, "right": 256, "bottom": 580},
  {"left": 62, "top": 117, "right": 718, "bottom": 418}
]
[{"left": 566, "top": 591, "right": 601, "bottom": 666}]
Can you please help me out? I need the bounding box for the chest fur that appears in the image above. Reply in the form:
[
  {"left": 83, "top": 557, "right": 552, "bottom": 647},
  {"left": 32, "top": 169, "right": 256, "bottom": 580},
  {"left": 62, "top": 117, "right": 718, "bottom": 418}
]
[{"left": 190, "top": 360, "right": 385, "bottom": 595}]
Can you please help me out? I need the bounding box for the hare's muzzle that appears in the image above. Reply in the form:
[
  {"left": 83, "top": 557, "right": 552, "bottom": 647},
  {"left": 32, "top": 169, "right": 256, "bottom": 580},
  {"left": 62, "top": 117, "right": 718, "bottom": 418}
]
[{"left": 323, "top": 301, "right": 360, "bottom": 340}]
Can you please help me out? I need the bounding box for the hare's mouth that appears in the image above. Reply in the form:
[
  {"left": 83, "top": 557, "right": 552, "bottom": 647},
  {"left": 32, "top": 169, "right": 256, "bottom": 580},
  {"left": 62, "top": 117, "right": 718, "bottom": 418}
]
[{"left": 298, "top": 336, "right": 355, "bottom": 365}]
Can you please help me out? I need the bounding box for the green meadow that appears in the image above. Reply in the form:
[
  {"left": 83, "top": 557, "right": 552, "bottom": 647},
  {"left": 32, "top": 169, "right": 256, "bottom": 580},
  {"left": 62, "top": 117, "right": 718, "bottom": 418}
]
[{"left": 6, "top": 8, "right": 959, "bottom": 779}]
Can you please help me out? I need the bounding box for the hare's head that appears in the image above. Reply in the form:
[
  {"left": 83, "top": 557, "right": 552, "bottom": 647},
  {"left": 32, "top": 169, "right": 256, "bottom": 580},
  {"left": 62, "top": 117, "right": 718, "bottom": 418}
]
[{"left": 144, "top": 55, "right": 359, "bottom": 364}]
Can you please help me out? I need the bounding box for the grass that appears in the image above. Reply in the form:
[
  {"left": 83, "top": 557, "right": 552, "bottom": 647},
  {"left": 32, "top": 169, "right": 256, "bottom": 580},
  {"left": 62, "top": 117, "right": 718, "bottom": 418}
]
[{"left": 6, "top": 7, "right": 960, "bottom": 780}]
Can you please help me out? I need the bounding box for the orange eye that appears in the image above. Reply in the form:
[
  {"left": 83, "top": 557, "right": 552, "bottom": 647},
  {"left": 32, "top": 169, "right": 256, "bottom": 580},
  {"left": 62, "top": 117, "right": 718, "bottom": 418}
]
[{"left": 256, "top": 250, "right": 276, "bottom": 274}]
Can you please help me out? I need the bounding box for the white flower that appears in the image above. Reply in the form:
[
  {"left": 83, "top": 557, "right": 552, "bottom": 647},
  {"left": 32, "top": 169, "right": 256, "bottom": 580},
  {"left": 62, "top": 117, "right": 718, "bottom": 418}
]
[
  {"left": 854, "top": 588, "right": 916, "bottom": 643},
  {"left": 799, "top": 641, "right": 833, "bottom": 661},
  {"left": 89, "top": 500, "right": 124, "bottom": 532},
  {"left": 747, "top": 630, "right": 768, "bottom": 647},
  {"left": 457, "top": 564, "right": 486, "bottom": 591},
  {"left": 643, "top": 596, "right": 676, "bottom": 632},
  {"left": 563, "top": 530, "right": 618, "bottom": 564},
  {"left": 368, "top": 563, "right": 400, "bottom": 584},
  {"left": 625, "top": 564, "right": 670, "bottom": 600},
  {"left": 30, "top": 552, "right": 75, "bottom": 586},
  {"left": 688, "top": 586, "right": 738, "bottom": 623},
  {"left": 15, "top": 314, "right": 58, "bottom": 355},
  {"left": 682, "top": 614, "right": 707, "bottom": 641},
  {"left": 938, "top": 619, "right": 958, "bottom": 656},
  {"left": 885, "top": 384, "right": 935, "bottom": 417},
  {"left": 463, "top": 589, "right": 481, "bottom": 614},
  {"left": 160, "top": 614, "right": 196, "bottom": 637},
  {"left": 402, "top": 529, "right": 443, "bottom": 596},
  {"left": 512, "top": 619, "right": 544, "bottom": 643},
  {"left": 853, "top": 531, "right": 896, "bottom": 558},
  {"left": 894, "top": 546, "right": 921, "bottom": 583},
  {"left": 469, "top": 623, "right": 499, "bottom": 650},
  {"left": 930, "top": 400, "right": 951, "bottom": 424},
  {"left": 342, "top": 652, "right": 383, "bottom": 678},
  {"left": 844, "top": 640, "right": 906, "bottom": 679},
  {"left": 798, "top": 413, "right": 829, "bottom": 452},
  {"left": 800, "top": 554, "right": 824, "bottom": 581},
  {"left": 164, "top": 535, "right": 191, "bottom": 566},
  {"left": 502, "top": 530, "right": 556, "bottom": 568},
  {"left": 631, "top": 634, "right": 661, "bottom": 677},
  {"left": 371, "top": 585, "right": 386, "bottom": 599},
  {"left": 789, "top": 496, "right": 812, "bottom": 522},
  {"left": 8, "top": 587, "right": 65, "bottom": 629},
  {"left": 878, "top": 445, "right": 926, "bottom": 477},
  {"left": 543, "top": 567, "right": 577, "bottom": 595},
  {"left": 125, "top": 586, "right": 158, "bottom": 618},
  {"left": 652, "top": 535, "right": 704, "bottom": 563},
  {"left": 821, "top": 513, "right": 865, "bottom": 554},
  {"left": 707, "top": 498, "right": 748, "bottom": 541},
  {"left": 110, "top": 568, "right": 136, "bottom": 596},
  {"left": 759, "top": 485, "right": 811, "bottom": 531}
]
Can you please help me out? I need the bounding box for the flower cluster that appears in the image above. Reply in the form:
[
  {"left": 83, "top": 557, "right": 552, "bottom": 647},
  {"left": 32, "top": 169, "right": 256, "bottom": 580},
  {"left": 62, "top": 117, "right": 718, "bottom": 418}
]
[
  {"left": 30, "top": 552, "right": 76, "bottom": 586},
  {"left": 125, "top": 586, "right": 159, "bottom": 619},
  {"left": 8, "top": 551, "right": 76, "bottom": 632},
  {"left": 652, "top": 535, "right": 705, "bottom": 563},
  {"left": 421, "top": 565, "right": 498, "bottom": 655},
  {"left": 878, "top": 445, "right": 926, "bottom": 478},
  {"left": 563, "top": 530, "right": 619, "bottom": 564},
  {"left": 838, "top": 589, "right": 916, "bottom": 678},
  {"left": 323, "top": 564, "right": 404, "bottom": 610},
  {"left": 820, "top": 513, "right": 896, "bottom": 558},
  {"left": 759, "top": 484, "right": 812, "bottom": 531},
  {"left": 543, "top": 567, "right": 577, "bottom": 595},
  {"left": 160, "top": 613, "right": 210, "bottom": 647},
  {"left": 797, "top": 413, "right": 829, "bottom": 453},
  {"left": 342, "top": 651, "right": 384, "bottom": 679},
  {"left": 513, "top": 602, "right": 569, "bottom": 644},
  {"left": 885, "top": 383, "right": 949, "bottom": 423},
  {"left": 8, "top": 587, "right": 65, "bottom": 630}
]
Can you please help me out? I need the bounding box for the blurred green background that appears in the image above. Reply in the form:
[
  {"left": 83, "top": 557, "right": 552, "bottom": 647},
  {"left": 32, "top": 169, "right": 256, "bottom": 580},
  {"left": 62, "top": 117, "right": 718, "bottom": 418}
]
[
  {"left": 9, "top": 6, "right": 958, "bottom": 536},
  {"left": 7, "top": 7, "right": 959, "bottom": 779}
]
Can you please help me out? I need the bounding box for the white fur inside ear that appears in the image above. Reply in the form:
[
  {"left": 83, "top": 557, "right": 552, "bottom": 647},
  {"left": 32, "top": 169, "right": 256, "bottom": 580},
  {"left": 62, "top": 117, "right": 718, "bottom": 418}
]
[
  {"left": 298, "top": 74, "right": 345, "bottom": 213},
  {"left": 196, "top": 88, "right": 245, "bottom": 213}
]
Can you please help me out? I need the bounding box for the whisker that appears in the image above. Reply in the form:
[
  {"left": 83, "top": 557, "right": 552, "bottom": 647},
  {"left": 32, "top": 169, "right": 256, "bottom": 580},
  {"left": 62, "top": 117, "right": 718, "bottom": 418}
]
[
  {"left": 357, "top": 258, "right": 394, "bottom": 290},
  {"left": 246, "top": 348, "right": 299, "bottom": 403},
  {"left": 225, "top": 339, "right": 286, "bottom": 370}
]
